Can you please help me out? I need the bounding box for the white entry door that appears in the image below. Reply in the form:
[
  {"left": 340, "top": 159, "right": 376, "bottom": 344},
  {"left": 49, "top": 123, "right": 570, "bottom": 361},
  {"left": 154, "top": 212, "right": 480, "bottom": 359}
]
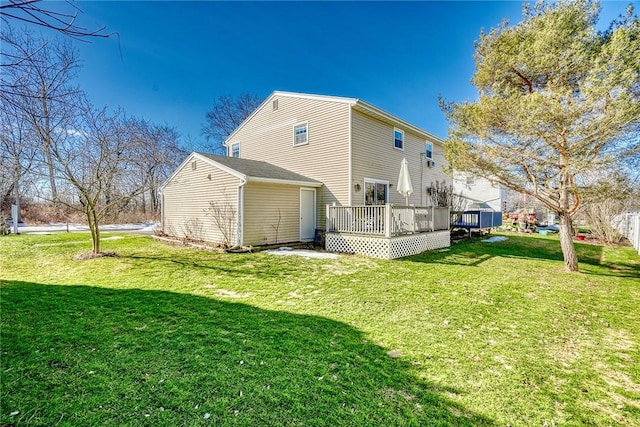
[{"left": 300, "top": 188, "right": 316, "bottom": 241}]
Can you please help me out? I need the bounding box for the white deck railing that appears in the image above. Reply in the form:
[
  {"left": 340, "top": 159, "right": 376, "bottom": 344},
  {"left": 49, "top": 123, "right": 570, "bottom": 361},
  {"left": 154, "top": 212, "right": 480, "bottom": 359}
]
[{"left": 326, "top": 204, "right": 450, "bottom": 237}]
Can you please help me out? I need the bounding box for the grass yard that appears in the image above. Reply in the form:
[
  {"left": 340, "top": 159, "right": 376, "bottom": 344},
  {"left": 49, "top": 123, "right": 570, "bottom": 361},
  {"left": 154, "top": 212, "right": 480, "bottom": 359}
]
[{"left": 1, "top": 232, "right": 639, "bottom": 426}]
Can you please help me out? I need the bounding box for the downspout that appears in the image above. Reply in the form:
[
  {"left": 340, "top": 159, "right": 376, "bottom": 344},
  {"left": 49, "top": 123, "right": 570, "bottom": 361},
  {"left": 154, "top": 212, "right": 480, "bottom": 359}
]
[
  {"left": 420, "top": 153, "right": 425, "bottom": 207},
  {"left": 348, "top": 105, "right": 353, "bottom": 206},
  {"left": 237, "top": 177, "right": 246, "bottom": 247}
]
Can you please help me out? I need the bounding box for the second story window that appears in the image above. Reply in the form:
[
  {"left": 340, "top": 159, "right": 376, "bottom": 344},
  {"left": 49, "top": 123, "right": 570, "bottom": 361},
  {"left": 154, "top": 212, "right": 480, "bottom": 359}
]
[
  {"left": 294, "top": 122, "right": 308, "bottom": 146},
  {"left": 425, "top": 142, "right": 433, "bottom": 159},
  {"left": 230, "top": 143, "right": 240, "bottom": 158},
  {"left": 394, "top": 128, "right": 404, "bottom": 150}
]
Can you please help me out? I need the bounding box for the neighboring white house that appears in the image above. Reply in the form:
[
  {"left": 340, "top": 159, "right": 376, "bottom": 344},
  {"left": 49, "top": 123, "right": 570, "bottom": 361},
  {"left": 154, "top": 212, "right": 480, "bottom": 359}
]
[
  {"left": 452, "top": 171, "right": 505, "bottom": 212},
  {"left": 162, "top": 91, "right": 451, "bottom": 258}
]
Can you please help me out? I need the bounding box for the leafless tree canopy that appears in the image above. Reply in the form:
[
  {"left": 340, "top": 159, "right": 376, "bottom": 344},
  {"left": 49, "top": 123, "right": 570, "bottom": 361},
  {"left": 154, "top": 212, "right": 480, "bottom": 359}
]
[
  {"left": 1, "top": 29, "right": 184, "bottom": 254},
  {"left": 125, "top": 117, "right": 186, "bottom": 216},
  {"left": 202, "top": 93, "right": 262, "bottom": 154},
  {"left": 1, "top": 29, "right": 82, "bottom": 201},
  {"left": 0, "top": 0, "right": 110, "bottom": 40},
  {"left": 577, "top": 171, "right": 639, "bottom": 244},
  {"left": 205, "top": 200, "right": 236, "bottom": 248}
]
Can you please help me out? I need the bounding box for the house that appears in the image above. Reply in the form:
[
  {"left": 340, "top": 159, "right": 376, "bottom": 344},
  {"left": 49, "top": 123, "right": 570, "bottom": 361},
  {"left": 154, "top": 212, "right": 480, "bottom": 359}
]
[
  {"left": 452, "top": 171, "right": 505, "bottom": 212},
  {"left": 162, "top": 91, "right": 451, "bottom": 258}
]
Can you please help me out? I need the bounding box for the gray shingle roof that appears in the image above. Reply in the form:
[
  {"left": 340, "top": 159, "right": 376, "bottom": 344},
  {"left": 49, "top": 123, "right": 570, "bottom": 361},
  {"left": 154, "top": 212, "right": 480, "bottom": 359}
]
[{"left": 196, "top": 153, "right": 321, "bottom": 185}]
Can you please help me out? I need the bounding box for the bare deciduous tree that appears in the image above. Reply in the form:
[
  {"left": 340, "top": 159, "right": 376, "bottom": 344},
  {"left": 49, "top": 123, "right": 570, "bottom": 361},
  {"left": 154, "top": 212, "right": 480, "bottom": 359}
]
[
  {"left": 205, "top": 199, "right": 237, "bottom": 248},
  {"left": 0, "top": 92, "right": 37, "bottom": 227},
  {"left": 427, "top": 180, "right": 465, "bottom": 211},
  {"left": 127, "top": 118, "right": 185, "bottom": 217},
  {"left": 0, "top": 0, "right": 110, "bottom": 39},
  {"left": 578, "top": 172, "right": 638, "bottom": 244},
  {"left": 49, "top": 104, "right": 147, "bottom": 254},
  {"left": 202, "top": 93, "right": 262, "bottom": 154},
  {"left": 2, "top": 29, "right": 82, "bottom": 201}
]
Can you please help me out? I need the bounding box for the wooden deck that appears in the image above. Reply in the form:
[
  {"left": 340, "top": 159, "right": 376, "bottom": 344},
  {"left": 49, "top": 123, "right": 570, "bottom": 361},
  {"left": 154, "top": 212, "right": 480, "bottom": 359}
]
[
  {"left": 451, "top": 210, "right": 503, "bottom": 230},
  {"left": 326, "top": 204, "right": 449, "bottom": 237},
  {"left": 325, "top": 204, "right": 450, "bottom": 259}
]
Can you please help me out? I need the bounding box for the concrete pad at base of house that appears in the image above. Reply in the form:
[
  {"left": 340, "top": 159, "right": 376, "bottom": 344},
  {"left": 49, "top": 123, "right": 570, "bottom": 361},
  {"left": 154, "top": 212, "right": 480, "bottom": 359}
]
[{"left": 264, "top": 247, "right": 340, "bottom": 260}]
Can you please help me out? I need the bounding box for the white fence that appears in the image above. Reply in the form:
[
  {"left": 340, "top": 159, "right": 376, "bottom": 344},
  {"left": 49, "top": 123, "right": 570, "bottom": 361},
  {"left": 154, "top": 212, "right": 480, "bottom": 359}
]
[
  {"left": 617, "top": 213, "right": 640, "bottom": 254},
  {"left": 326, "top": 204, "right": 449, "bottom": 237}
]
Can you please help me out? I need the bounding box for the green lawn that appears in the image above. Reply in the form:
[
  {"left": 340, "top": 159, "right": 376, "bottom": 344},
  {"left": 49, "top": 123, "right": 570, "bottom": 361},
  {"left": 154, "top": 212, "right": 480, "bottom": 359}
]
[{"left": 1, "top": 233, "right": 639, "bottom": 426}]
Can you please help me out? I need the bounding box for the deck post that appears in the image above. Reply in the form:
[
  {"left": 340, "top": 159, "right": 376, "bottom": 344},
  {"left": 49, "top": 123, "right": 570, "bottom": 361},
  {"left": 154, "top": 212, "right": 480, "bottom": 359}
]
[
  {"left": 412, "top": 206, "right": 417, "bottom": 233},
  {"left": 385, "top": 204, "right": 392, "bottom": 238},
  {"left": 326, "top": 204, "right": 331, "bottom": 232},
  {"left": 431, "top": 206, "right": 435, "bottom": 232}
]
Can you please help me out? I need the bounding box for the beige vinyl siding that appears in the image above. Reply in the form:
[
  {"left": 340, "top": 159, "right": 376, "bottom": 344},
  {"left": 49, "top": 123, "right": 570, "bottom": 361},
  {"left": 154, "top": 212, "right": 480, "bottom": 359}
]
[
  {"left": 242, "top": 183, "right": 301, "bottom": 245},
  {"left": 229, "top": 95, "right": 351, "bottom": 228},
  {"left": 351, "top": 110, "right": 449, "bottom": 206},
  {"left": 163, "top": 158, "right": 240, "bottom": 244}
]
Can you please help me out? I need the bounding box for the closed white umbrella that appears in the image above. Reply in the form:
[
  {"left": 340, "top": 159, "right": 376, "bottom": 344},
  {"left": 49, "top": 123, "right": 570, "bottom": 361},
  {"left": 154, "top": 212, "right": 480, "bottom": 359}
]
[{"left": 397, "top": 158, "right": 413, "bottom": 205}]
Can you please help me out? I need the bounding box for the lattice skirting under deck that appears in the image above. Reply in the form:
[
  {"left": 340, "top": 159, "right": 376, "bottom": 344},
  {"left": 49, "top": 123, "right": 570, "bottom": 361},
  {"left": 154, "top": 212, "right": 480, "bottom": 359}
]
[{"left": 325, "top": 231, "right": 450, "bottom": 259}]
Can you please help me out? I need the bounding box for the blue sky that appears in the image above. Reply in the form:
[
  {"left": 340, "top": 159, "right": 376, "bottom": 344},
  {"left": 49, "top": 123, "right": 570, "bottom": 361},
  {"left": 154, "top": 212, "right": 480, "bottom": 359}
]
[{"left": 40, "top": 1, "right": 634, "bottom": 147}]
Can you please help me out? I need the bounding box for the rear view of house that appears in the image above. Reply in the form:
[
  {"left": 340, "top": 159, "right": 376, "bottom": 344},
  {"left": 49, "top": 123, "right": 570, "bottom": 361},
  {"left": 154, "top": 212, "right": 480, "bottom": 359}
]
[{"left": 162, "top": 91, "right": 452, "bottom": 257}]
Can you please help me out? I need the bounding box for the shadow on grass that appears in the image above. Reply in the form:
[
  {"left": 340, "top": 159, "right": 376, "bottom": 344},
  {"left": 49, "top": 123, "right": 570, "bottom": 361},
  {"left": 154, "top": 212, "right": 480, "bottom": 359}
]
[
  {"left": 402, "top": 234, "right": 637, "bottom": 274},
  {"left": 405, "top": 234, "right": 640, "bottom": 279},
  {"left": 1, "top": 281, "right": 493, "bottom": 426},
  {"left": 118, "top": 252, "right": 307, "bottom": 280}
]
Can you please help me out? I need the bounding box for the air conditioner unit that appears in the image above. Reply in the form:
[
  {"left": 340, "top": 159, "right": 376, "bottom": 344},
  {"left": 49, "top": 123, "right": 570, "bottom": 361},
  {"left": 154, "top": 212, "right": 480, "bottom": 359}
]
[{"left": 426, "top": 160, "right": 435, "bottom": 168}]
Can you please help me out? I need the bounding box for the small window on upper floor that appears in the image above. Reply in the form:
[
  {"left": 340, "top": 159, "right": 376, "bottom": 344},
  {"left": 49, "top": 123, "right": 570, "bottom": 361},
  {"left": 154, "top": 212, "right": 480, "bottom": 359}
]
[
  {"left": 294, "top": 122, "right": 308, "bottom": 146},
  {"left": 191, "top": 161, "right": 197, "bottom": 170},
  {"left": 394, "top": 128, "right": 404, "bottom": 150},
  {"left": 230, "top": 143, "right": 240, "bottom": 158},
  {"left": 425, "top": 142, "right": 433, "bottom": 159},
  {"left": 273, "top": 99, "right": 279, "bottom": 111},
  {"left": 466, "top": 175, "right": 476, "bottom": 185}
]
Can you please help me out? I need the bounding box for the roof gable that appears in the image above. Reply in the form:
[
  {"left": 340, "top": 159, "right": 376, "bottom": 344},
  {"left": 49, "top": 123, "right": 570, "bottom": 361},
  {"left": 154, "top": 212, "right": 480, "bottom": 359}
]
[
  {"left": 161, "top": 152, "right": 322, "bottom": 190},
  {"left": 223, "top": 91, "right": 444, "bottom": 147}
]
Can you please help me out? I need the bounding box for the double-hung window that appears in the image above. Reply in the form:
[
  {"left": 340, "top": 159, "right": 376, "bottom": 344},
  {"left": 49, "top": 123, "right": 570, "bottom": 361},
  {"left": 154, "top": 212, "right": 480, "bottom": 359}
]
[
  {"left": 425, "top": 142, "right": 433, "bottom": 159},
  {"left": 394, "top": 128, "right": 404, "bottom": 150},
  {"left": 230, "top": 143, "right": 240, "bottom": 158},
  {"left": 294, "top": 122, "right": 308, "bottom": 146}
]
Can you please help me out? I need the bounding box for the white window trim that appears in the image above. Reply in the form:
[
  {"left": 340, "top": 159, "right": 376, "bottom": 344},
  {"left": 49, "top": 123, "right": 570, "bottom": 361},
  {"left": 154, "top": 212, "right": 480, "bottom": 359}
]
[
  {"left": 230, "top": 142, "right": 240, "bottom": 158},
  {"left": 293, "top": 121, "right": 309, "bottom": 147},
  {"left": 363, "top": 178, "right": 390, "bottom": 205},
  {"left": 425, "top": 141, "right": 433, "bottom": 159},
  {"left": 393, "top": 128, "right": 404, "bottom": 151}
]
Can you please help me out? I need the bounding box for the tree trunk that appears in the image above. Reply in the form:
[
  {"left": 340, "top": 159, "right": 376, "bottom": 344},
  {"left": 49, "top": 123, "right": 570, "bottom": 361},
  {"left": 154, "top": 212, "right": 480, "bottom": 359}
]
[
  {"left": 41, "top": 101, "right": 58, "bottom": 201},
  {"left": 87, "top": 206, "right": 100, "bottom": 254},
  {"left": 44, "top": 145, "right": 58, "bottom": 200},
  {"left": 558, "top": 212, "right": 579, "bottom": 272},
  {"left": 151, "top": 185, "right": 160, "bottom": 217}
]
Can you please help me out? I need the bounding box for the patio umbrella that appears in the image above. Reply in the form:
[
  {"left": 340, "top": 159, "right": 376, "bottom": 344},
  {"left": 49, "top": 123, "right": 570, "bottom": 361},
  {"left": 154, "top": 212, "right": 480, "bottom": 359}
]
[{"left": 397, "top": 158, "right": 413, "bottom": 205}]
